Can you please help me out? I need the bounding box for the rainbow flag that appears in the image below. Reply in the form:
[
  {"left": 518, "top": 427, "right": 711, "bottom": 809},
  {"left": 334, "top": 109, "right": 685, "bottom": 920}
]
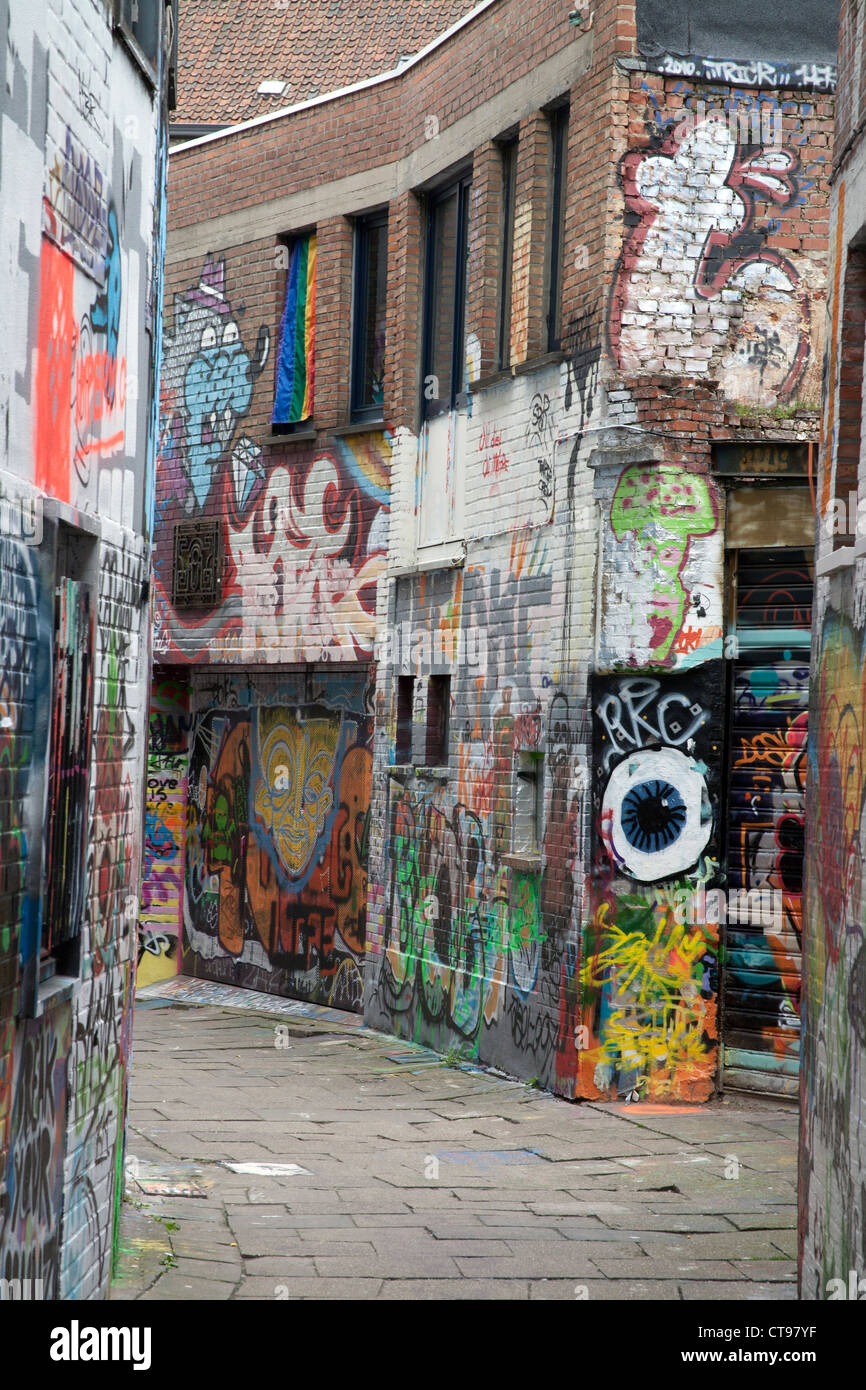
[{"left": 272, "top": 232, "right": 316, "bottom": 423}]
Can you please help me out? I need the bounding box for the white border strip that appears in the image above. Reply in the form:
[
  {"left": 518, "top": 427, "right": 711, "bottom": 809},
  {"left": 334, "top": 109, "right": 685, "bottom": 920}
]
[{"left": 172, "top": 0, "right": 502, "bottom": 153}]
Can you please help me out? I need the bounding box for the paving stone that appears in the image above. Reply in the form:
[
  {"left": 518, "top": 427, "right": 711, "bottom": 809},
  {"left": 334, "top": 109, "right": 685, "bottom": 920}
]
[
  {"left": 237, "top": 1277, "right": 386, "bottom": 1299},
  {"left": 379, "top": 1279, "right": 531, "bottom": 1299},
  {"left": 141, "top": 1275, "right": 236, "bottom": 1300},
  {"left": 729, "top": 1260, "right": 797, "bottom": 1281},
  {"left": 114, "top": 993, "right": 804, "bottom": 1302},
  {"left": 528, "top": 1279, "right": 673, "bottom": 1300},
  {"left": 452, "top": 1248, "right": 603, "bottom": 1278},
  {"left": 678, "top": 1281, "right": 798, "bottom": 1300},
  {"left": 725, "top": 1213, "right": 796, "bottom": 1231}
]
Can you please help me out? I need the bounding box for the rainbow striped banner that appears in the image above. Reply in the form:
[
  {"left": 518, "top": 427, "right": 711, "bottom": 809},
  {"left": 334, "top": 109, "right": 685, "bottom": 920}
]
[{"left": 272, "top": 232, "right": 316, "bottom": 423}]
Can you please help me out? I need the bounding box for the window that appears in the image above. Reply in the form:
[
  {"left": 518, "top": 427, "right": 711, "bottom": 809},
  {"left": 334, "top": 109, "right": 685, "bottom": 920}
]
[
  {"left": 546, "top": 105, "right": 569, "bottom": 352},
  {"left": 498, "top": 138, "right": 517, "bottom": 371},
  {"left": 425, "top": 675, "right": 450, "bottom": 765},
  {"left": 273, "top": 231, "right": 316, "bottom": 429},
  {"left": 42, "top": 528, "right": 95, "bottom": 974},
  {"left": 513, "top": 752, "right": 544, "bottom": 857},
  {"left": 395, "top": 675, "right": 414, "bottom": 764},
  {"left": 113, "top": 0, "right": 164, "bottom": 85},
  {"left": 422, "top": 174, "right": 472, "bottom": 418},
  {"left": 351, "top": 213, "right": 388, "bottom": 421}
]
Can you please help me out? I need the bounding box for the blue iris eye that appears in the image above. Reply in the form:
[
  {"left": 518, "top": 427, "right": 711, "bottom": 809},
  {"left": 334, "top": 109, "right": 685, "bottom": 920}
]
[{"left": 620, "top": 779, "right": 687, "bottom": 854}]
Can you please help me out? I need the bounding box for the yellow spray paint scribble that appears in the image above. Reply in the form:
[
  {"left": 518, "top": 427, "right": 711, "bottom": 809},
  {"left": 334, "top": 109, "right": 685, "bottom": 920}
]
[{"left": 583, "top": 899, "right": 715, "bottom": 1076}]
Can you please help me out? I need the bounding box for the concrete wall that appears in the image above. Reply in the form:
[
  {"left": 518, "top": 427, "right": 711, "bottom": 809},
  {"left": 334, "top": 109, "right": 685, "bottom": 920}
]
[{"left": 0, "top": 0, "right": 167, "bottom": 1299}]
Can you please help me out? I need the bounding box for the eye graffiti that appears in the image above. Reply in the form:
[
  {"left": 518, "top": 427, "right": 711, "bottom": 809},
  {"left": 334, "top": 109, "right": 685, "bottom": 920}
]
[{"left": 601, "top": 748, "right": 712, "bottom": 882}]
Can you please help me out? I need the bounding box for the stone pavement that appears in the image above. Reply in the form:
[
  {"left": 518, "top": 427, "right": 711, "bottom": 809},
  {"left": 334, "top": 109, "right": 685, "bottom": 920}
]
[{"left": 111, "top": 983, "right": 799, "bottom": 1301}]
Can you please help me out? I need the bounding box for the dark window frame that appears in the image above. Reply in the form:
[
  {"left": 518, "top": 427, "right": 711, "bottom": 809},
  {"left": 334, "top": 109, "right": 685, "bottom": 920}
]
[
  {"left": 112, "top": 0, "right": 163, "bottom": 88},
  {"left": 395, "top": 675, "right": 415, "bottom": 764},
  {"left": 546, "top": 104, "right": 569, "bottom": 353},
  {"left": 421, "top": 172, "right": 472, "bottom": 420},
  {"left": 497, "top": 137, "right": 518, "bottom": 372},
  {"left": 351, "top": 210, "right": 389, "bottom": 422},
  {"left": 425, "top": 674, "right": 451, "bottom": 766},
  {"left": 271, "top": 227, "right": 317, "bottom": 433}
]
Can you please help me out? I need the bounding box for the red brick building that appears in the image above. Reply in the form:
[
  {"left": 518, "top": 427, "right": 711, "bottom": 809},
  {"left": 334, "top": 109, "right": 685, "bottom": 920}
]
[{"left": 148, "top": 0, "right": 837, "bottom": 1104}]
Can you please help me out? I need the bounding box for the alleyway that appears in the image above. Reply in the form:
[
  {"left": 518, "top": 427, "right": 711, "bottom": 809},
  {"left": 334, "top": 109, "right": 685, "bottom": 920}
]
[{"left": 111, "top": 981, "right": 798, "bottom": 1301}]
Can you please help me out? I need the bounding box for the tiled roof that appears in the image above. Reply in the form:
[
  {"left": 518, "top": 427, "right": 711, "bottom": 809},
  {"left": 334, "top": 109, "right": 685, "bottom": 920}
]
[{"left": 173, "top": 0, "right": 485, "bottom": 126}]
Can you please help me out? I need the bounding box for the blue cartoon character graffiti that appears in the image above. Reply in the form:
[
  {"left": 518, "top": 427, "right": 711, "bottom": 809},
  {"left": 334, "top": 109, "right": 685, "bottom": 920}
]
[{"left": 161, "top": 256, "right": 269, "bottom": 512}]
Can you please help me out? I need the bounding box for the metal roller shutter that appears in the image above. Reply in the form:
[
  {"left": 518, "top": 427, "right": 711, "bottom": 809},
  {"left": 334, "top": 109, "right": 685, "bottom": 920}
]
[{"left": 721, "top": 547, "right": 812, "bottom": 1097}]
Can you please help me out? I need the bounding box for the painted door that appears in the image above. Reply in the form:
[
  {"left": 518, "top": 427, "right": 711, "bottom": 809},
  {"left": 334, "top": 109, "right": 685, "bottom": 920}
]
[
  {"left": 181, "top": 670, "right": 373, "bottom": 1012},
  {"left": 722, "top": 547, "right": 812, "bottom": 1096}
]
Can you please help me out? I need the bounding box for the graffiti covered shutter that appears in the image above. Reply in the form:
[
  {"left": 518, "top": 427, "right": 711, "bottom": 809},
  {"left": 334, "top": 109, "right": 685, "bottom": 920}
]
[{"left": 722, "top": 547, "right": 812, "bottom": 1097}]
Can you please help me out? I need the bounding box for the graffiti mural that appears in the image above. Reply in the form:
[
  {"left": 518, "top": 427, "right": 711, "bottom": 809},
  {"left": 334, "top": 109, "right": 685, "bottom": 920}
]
[
  {"left": 182, "top": 674, "right": 373, "bottom": 1010},
  {"left": 0, "top": 529, "right": 41, "bottom": 1169},
  {"left": 723, "top": 550, "right": 812, "bottom": 1094},
  {"left": 36, "top": 128, "right": 149, "bottom": 528},
  {"left": 600, "top": 464, "right": 724, "bottom": 670},
  {"left": 152, "top": 259, "right": 389, "bottom": 664},
  {"left": 367, "top": 537, "right": 591, "bottom": 1091},
  {"left": 0, "top": 1008, "right": 71, "bottom": 1298},
  {"left": 801, "top": 605, "right": 866, "bottom": 1295},
  {"left": 609, "top": 86, "right": 824, "bottom": 407},
  {"left": 141, "top": 674, "right": 192, "bottom": 947},
  {"left": 580, "top": 666, "right": 724, "bottom": 1101}
]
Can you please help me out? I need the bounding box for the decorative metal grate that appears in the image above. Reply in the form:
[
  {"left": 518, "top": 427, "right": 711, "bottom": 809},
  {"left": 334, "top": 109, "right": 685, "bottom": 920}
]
[{"left": 172, "top": 519, "right": 221, "bottom": 607}]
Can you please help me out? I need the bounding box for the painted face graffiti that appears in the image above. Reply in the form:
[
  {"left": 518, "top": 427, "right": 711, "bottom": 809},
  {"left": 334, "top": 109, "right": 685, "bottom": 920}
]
[
  {"left": 611, "top": 465, "right": 719, "bottom": 664},
  {"left": 183, "top": 686, "right": 372, "bottom": 1011},
  {"left": 253, "top": 712, "right": 340, "bottom": 878}
]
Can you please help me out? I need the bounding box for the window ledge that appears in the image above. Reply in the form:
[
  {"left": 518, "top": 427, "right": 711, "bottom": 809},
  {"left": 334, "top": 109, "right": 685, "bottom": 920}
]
[
  {"left": 816, "top": 545, "right": 856, "bottom": 576},
  {"left": 34, "top": 973, "right": 76, "bottom": 1017},
  {"left": 473, "top": 352, "right": 567, "bottom": 393},
  {"left": 415, "top": 766, "right": 450, "bottom": 782},
  {"left": 510, "top": 349, "right": 567, "bottom": 379},
  {"left": 392, "top": 546, "right": 466, "bottom": 577},
  {"left": 271, "top": 425, "right": 317, "bottom": 441},
  {"left": 472, "top": 368, "right": 511, "bottom": 393},
  {"left": 332, "top": 420, "right": 386, "bottom": 437},
  {"left": 501, "top": 853, "right": 542, "bottom": 873}
]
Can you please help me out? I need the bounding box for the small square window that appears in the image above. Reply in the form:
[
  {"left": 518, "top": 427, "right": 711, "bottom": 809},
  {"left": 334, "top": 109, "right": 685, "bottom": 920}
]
[
  {"left": 425, "top": 675, "right": 450, "bottom": 765},
  {"left": 395, "top": 675, "right": 414, "bottom": 764},
  {"left": 352, "top": 213, "right": 388, "bottom": 421}
]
